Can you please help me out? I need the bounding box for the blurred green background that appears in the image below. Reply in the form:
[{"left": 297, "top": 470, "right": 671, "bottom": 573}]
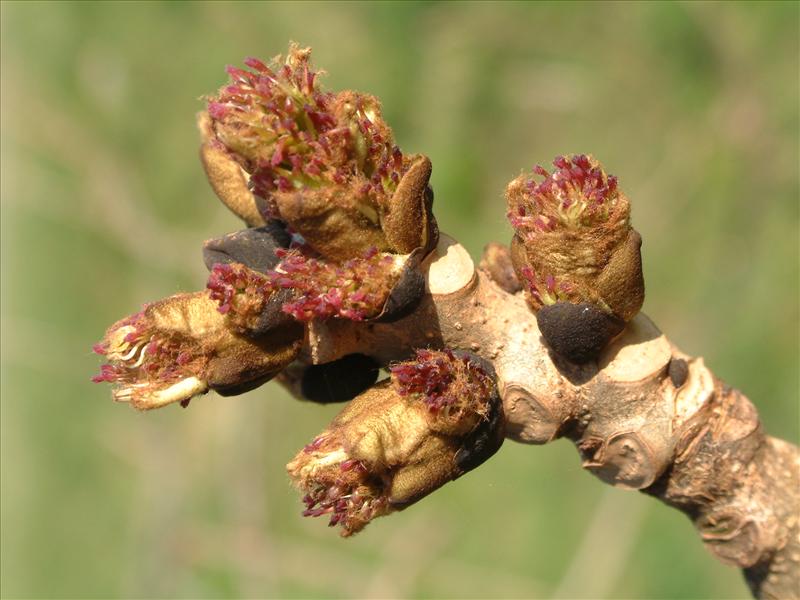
[{"left": 1, "top": 1, "right": 797, "bottom": 598}]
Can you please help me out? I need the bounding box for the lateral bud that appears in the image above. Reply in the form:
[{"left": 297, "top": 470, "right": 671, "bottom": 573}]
[
  {"left": 287, "top": 349, "right": 503, "bottom": 536},
  {"left": 204, "top": 46, "right": 438, "bottom": 263},
  {"left": 92, "top": 291, "right": 302, "bottom": 410},
  {"left": 506, "top": 154, "right": 645, "bottom": 362}
]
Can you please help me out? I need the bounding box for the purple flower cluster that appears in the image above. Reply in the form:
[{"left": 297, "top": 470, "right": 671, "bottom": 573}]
[
  {"left": 519, "top": 266, "right": 579, "bottom": 306},
  {"left": 272, "top": 247, "right": 398, "bottom": 321},
  {"left": 508, "top": 154, "right": 620, "bottom": 237},
  {"left": 92, "top": 311, "right": 202, "bottom": 398},
  {"left": 206, "top": 247, "right": 400, "bottom": 324},
  {"left": 208, "top": 45, "right": 408, "bottom": 214},
  {"left": 390, "top": 349, "right": 493, "bottom": 420}
]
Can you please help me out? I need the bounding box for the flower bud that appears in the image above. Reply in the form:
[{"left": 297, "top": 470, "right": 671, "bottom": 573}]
[
  {"left": 506, "top": 155, "right": 644, "bottom": 361},
  {"left": 275, "top": 247, "right": 410, "bottom": 321},
  {"left": 204, "top": 44, "right": 437, "bottom": 262},
  {"left": 506, "top": 154, "right": 643, "bottom": 320},
  {"left": 207, "top": 245, "right": 419, "bottom": 324},
  {"left": 92, "top": 292, "right": 302, "bottom": 410},
  {"left": 287, "top": 350, "right": 503, "bottom": 536}
]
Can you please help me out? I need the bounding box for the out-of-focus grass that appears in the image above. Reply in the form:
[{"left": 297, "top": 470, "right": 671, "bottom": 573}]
[{"left": 1, "top": 2, "right": 797, "bottom": 599}]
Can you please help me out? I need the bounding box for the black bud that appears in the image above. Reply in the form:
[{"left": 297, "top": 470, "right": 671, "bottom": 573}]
[
  {"left": 537, "top": 302, "right": 625, "bottom": 364},
  {"left": 453, "top": 352, "right": 504, "bottom": 473},
  {"left": 372, "top": 252, "right": 426, "bottom": 323},
  {"left": 203, "top": 221, "right": 290, "bottom": 273},
  {"left": 300, "top": 354, "right": 381, "bottom": 404},
  {"left": 211, "top": 373, "right": 276, "bottom": 397},
  {"left": 374, "top": 268, "right": 425, "bottom": 323},
  {"left": 668, "top": 358, "right": 689, "bottom": 388},
  {"left": 454, "top": 390, "right": 504, "bottom": 473}
]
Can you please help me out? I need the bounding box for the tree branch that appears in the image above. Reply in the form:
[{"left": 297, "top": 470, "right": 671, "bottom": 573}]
[
  {"left": 92, "top": 45, "right": 797, "bottom": 598},
  {"left": 300, "top": 234, "right": 800, "bottom": 600}
]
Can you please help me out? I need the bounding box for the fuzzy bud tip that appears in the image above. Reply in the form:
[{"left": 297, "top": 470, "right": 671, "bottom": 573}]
[{"left": 507, "top": 154, "right": 623, "bottom": 238}]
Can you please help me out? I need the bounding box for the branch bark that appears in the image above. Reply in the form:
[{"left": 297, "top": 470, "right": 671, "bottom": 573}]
[{"left": 299, "top": 234, "right": 800, "bottom": 600}]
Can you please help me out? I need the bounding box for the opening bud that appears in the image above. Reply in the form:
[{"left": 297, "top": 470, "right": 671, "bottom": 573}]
[
  {"left": 390, "top": 349, "right": 495, "bottom": 436},
  {"left": 287, "top": 350, "right": 503, "bottom": 536},
  {"left": 204, "top": 44, "right": 437, "bottom": 261},
  {"left": 93, "top": 292, "right": 302, "bottom": 410},
  {"left": 506, "top": 155, "right": 644, "bottom": 362},
  {"left": 206, "top": 246, "right": 417, "bottom": 324},
  {"left": 508, "top": 154, "right": 622, "bottom": 235}
]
